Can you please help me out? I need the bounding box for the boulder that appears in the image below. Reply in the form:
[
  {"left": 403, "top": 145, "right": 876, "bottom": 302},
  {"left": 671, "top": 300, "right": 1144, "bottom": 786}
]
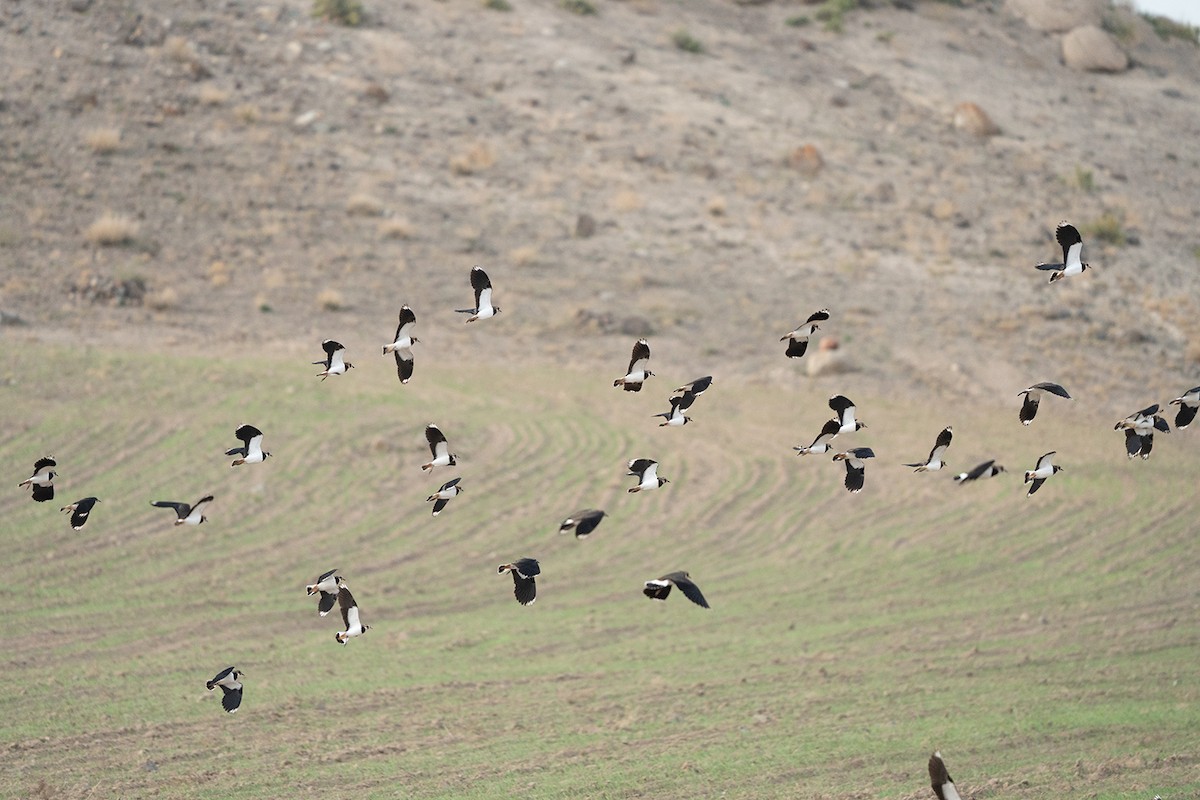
[
  {"left": 1005, "top": 0, "right": 1105, "bottom": 32},
  {"left": 1062, "top": 25, "right": 1129, "bottom": 73},
  {"left": 953, "top": 102, "right": 1000, "bottom": 137}
]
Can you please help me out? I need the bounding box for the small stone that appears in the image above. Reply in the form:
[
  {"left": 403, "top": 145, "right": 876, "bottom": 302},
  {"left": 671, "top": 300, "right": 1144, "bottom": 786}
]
[
  {"left": 953, "top": 102, "right": 1000, "bottom": 137},
  {"left": 806, "top": 348, "right": 856, "bottom": 377},
  {"left": 293, "top": 110, "right": 319, "bottom": 129},
  {"left": 1062, "top": 25, "right": 1128, "bottom": 73},
  {"left": 787, "top": 144, "right": 824, "bottom": 177},
  {"left": 574, "top": 213, "right": 596, "bottom": 238},
  {"left": 69, "top": 0, "right": 93, "bottom": 11}
]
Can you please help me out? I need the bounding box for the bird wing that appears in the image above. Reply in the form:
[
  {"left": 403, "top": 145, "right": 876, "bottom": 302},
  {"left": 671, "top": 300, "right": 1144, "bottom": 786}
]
[
  {"left": 321, "top": 338, "right": 342, "bottom": 358},
  {"left": 1027, "top": 477, "right": 1046, "bottom": 496},
  {"left": 676, "top": 376, "right": 712, "bottom": 396},
  {"left": 574, "top": 510, "right": 604, "bottom": 537},
  {"left": 189, "top": 495, "right": 214, "bottom": 519},
  {"left": 928, "top": 753, "right": 961, "bottom": 800},
  {"left": 396, "top": 305, "right": 416, "bottom": 337},
  {"left": 1124, "top": 428, "right": 1142, "bottom": 457},
  {"left": 513, "top": 558, "right": 541, "bottom": 578},
  {"left": 850, "top": 447, "right": 875, "bottom": 459},
  {"left": 784, "top": 338, "right": 810, "bottom": 358},
  {"left": 641, "top": 461, "right": 659, "bottom": 483},
  {"left": 828, "top": 394, "right": 855, "bottom": 417},
  {"left": 318, "top": 591, "right": 338, "bottom": 615},
  {"left": 235, "top": 424, "right": 262, "bottom": 446},
  {"left": 1019, "top": 393, "right": 1040, "bottom": 424},
  {"left": 439, "top": 477, "right": 462, "bottom": 492},
  {"left": 810, "top": 418, "right": 841, "bottom": 448},
  {"left": 966, "top": 460, "right": 995, "bottom": 481},
  {"left": 512, "top": 575, "right": 537, "bottom": 605},
  {"left": 627, "top": 458, "right": 655, "bottom": 476},
  {"left": 1057, "top": 222, "right": 1083, "bottom": 267},
  {"left": 70, "top": 498, "right": 98, "bottom": 529},
  {"left": 844, "top": 461, "right": 866, "bottom": 492},
  {"left": 317, "top": 568, "right": 338, "bottom": 583},
  {"left": 1033, "top": 260, "right": 1063, "bottom": 271},
  {"left": 1035, "top": 451, "right": 1056, "bottom": 471},
  {"left": 209, "top": 666, "right": 235, "bottom": 686},
  {"left": 671, "top": 574, "right": 710, "bottom": 608},
  {"left": 152, "top": 500, "right": 189, "bottom": 517},
  {"left": 1153, "top": 415, "right": 1170, "bottom": 433},
  {"left": 469, "top": 266, "right": 493, "bottom": 310},
  {"left": 674, "top": 390, "right": 697, "bottom": 411},
  {"left": 626, "top": 339, "right": 651, "bottom": 375},
  {"left": 426, "top": 425, "right": 448, "bottom": 458},
  {"left": 1032, "top": 381, "right": 1071, "bottom": 399},
  {"left": 806, "top": 308, "right": 831, "bottom": 325},
  {"left": 395, "top": 349, "right": 414, "bottom": 383},
  {"left": 220, "top": 685, "right": 243, "bottom": 713},
  {"left": 338, "top": 587, "right": 358, "bottom": 628},
  {"left": 33, "top": 456, "right": 57, "bottom": 474}
]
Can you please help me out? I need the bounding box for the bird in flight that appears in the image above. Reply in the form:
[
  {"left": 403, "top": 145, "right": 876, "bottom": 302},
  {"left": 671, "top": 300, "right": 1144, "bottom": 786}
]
[
  {"left": 421, "top": 424, "right": 457, "bottom": 471},
  {"left": 426, "top": 477, "right": 463, "bottom": 516},
  {"left": 1017, "top": 382, "right": 1071, "bottom": 425},
  {"left": 151, "top": 495, "right": 213, "bottom": 526},
  {"left": 456, "top": 266, "right": 500, "bottom": 322},
  {"left": 305, "top": 568, "right": 343, "bottom": 616},
  {"left": 226, "top": 424, "right": 270, "bottom": 467},
  {"left": 643, "top": 571, "right": 709, "bottom": 608},
  {"left": 1114, "top": 403, "right": 1170, "bottom": 460},
  {"left": 18, "top": 456, "right": 57, "bottom": 502},
  {"left": 557, "top": 509, "right": 606, "bottom": 539},
  {"left": 498, "top": 558, "right": 540, "bottom": 605},
  {"left": 627, "top": 458, "right": 669, "bottom": 493},
  {"left": 795, "top": 418, "right": 841, "bottom": 456},
  {"left": 829, "top": 395, "right": 867, "bottom": 433},
  {"left": 335, "top": 584, "right": 370, "bottom": 644},
  {"left": 653, "top": 390, "right": 697, "bottom": 427},
  {"left": 1034, "top": 220, "right": 1089, "bottom": 283},
  {"left": 953, "top": 459, "right": 1005, "bottom": 484},
  {"left": 832, "top": 447, "right": 875, "bottom": 493},
  {"left": 1024, "top": 451, "right": 1062, "bottom": 496},
  {"left": 928, "top": 751, "right": 962, "bottom": 800},
  {"left": 904, "top": 426, "right": 952, "bottom": 472},
  {"left": 313, "top": 340, "right": 353, "bottom": 380},
  {"left": 206, "top": 667, "right": 244, "bottom": 714},
  {"left": 613, "top": 338, "right": 653, "bottom": 392},
  {"left": 59, "top": 497, "right": 100, "bottom": 530},
  {"left": 381, "top": 305, "right": 419, "bottom": 384},
  {"left": 780, "top": 309, "right": 830, "bottom": 358}
]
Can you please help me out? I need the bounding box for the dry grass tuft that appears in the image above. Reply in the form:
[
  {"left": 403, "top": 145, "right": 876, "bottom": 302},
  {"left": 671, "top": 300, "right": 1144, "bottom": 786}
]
[
  {"left": 346, "top": 194, "right": 385, "bottom": 217},
  {"left": 317, "top": 288, "right": 345, "bottom": 311},
  {"left": 146, "top": 287, "right": 179, "bottom": 311},
  {"left": 449, "top": 142, "right": 495, "bottom": 175},
  {"left": 611, "top": 190, "right": 645, "bottom": 213},
  {"left": 379, "top": 218, "right": 414, "bottom": 240},
  {"left": 208, "top": 260, "right": 231, "bottom": 287},
  {"left": 85, "top": 213, "right": 139, "bottom": 246},
  {"left": 706, "top": 196, "right": 727, "bottom": 217},
  {"left": 84, "top": 127, "right": 122, "bottom": 155},
  {"left": 509, "top": 245, "right": 539, "bottom": 267},
  {"left": 163, "top": 36, "right": 196, "bottom": 63},
  {"left": 198, "top": 85, "right": 230, "bottom": 106},
  {"left": 233, "top": 104, "right": 261, "bottom": 124}
]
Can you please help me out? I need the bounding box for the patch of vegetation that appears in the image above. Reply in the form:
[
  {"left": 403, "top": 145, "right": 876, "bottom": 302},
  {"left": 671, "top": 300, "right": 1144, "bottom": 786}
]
[
  {"left": 672, "top": 29, "right": 704, "bottom": 53},
  {"left": 560, "top": 0, "right": 596, "bottom": 15},
  {"left": 312, "top": 0, "right": 363, "bottom": 26},
  {"left": 814, "top": 0, "right": 860, "bottom": 33},
  {"left": 483, "top": 0, "right": 512, "bottom": 8},
  {"left": 1142, "top": 12, "right": 1200, "bottom": 44},
  {"left": 1191, "top": 244, "right": 1200, "bottom": 261},
  {"left": 1101, "top": 11, "right": 1136, "bottom": 44},
  {"left": 1067, "top": 165, "right": 1095, "bottom": 193},
  {"left": 1083, "top": 211, "right": 1129, "bottom": 246},
  {"left": 785, "top": 15, "right": 810, "bottom": 27}
]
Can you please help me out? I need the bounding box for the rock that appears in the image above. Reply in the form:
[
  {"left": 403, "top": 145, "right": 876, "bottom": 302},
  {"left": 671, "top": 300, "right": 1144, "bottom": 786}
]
[
  {"left": 69, "top": 0, "right": 93, "bottom": 11},
  {"left": 574, "top": 213, "right": 596, "bottom": 238},
  {"left": 806, "top": 348, "right": 856, "bottom": 377},
  {"left": 786, "top": 144, "right": 824, "bottom": 177},
  {"left": 1062, "top": 25, "right": 1129, "bottom": 73},
  {"left": 0, "top": 310, "right": 27, "bottom": 326},
  {"left": 1005, "top": 0, "right": 1104, "bottom": 32},
  {"left": 953, "top": 102, "right": 1000, "bottom": 137}
]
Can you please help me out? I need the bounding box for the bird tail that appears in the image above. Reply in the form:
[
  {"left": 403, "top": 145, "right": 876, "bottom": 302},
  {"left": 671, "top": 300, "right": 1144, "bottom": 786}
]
[
  {"left": 1049, "top": 271, "right": 1064, "bottom": 283},
  {"left": 454, "top": 308, "right": 475, "bottom": 314},
  {"left": 613, "top": 379, "right": 624, "bottom": 388}
]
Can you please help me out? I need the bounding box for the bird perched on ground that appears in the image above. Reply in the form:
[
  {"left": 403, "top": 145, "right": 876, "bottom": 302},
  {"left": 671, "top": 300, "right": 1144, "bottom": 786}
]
[
  {"left": 498, "top": 558, "right": 540, "bottom": 605},
  {"left": 151, "top": 495, "right": 213, "bottom": 526},
  {"left": 18, "top": 456, "right": 56, "bottom": 502},
  {"left": 954, "top": 460, "right": 1005, "bottom": 484},
  {"left": 794, "top": 418, "right": 841, "bottom": 456},
  {"left": 1034, "top": 220, "right": 1089, "bottom": 283},
  {"left": 557, "top": 509, "right": 606, "bottom": 539},
  {"left": 421, "top": 424, "right": 457, "bottom": 471},
  {"left": 613, "top": 338, "right": 653, "bottom": 392},
  {"left": 313, "top": 339, "right": 353, "bottom": 380},
  {"left": 627, "top": 458, "right": 669, "bottom": 493},
  {"left": 1114, "top": 404, "right": 1170, "bottom": 460},
  {"left": 335, "top": 585, "right": 370, "bottom": 644},
  {"left": 226, "top": 424, "right": 270, "bottom": 467},
  {"left": 1024, "top": 451, "right": 1062, "bottom": 496},
  {"left": 829, "top": 395, "right": 867, "bottom": 433},
  {"left": 832, "top": 447, "right": 876, "bottom": 493},
  {"left": 653, "top": 391, "right": 696, "bottom": 427},
  {"left": 59, "top": 497, "right": 99, "bottom": 530},
  {"left": 928, "top": 751, "right": 962, "bottom": 800},
  {"left": 673, "top": 376, "right": 712, "bottom": 397},
  {"left": 381, "top": 305, "right": 419, "bottom": 384},
  {"left": 206, "top": 667, "right": 243, "bottom": 714},
  {"left": 643, "top": 571, "right": 709, "bottom": 608},
  {"left": 305, "top": 568, "right": 343, "bottom": 616},
  {"left": 1017, "top": 381, "right": 1071, "bottom": 425},
  {"left": 780, "top": 309, "right": 830, "bottom": 358},
  {"left": 905, "top": 426, "right": 953, "bottom": 472},
  {"left": 426, "top": 477, "right": 463, "bottom": 516},
  {"left": 1169, "top": 386, "right": 1200, "bottom": 430},
  {"left": 456, "top": 265, "right": 500, "bottom": 322}
]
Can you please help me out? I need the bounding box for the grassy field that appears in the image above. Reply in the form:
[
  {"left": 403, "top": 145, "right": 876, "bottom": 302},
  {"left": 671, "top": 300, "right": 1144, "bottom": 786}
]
[{"left": 1, "top": 342, "right": 1197, "bottom": 799}]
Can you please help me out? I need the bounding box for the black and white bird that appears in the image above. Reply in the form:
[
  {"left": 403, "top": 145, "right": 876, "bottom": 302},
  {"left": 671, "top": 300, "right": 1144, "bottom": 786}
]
[
  {"left": 673, "top": 376, "right": 713, "bottom": 397},
  {"left": 151, "top": 495, "right": 213, "bottom": 526},
  {"left": 456, "top": 265, "right": 500, "bottom": 322},
  {"left": 226, "top": 424, "right": 270, "bottom": 467},
  {"left": 1024, "top": 451, "right": 1063, "bottom": 496},
  {"left": 313, "top": 339, "right": 353, "bottom": 380},
  {"left": 780, "top": 309, "right": 830, "bottom": 358},
  {"left": 829, "top": 395, "right": 867, "bottom": 433},
  {"left": 928, "top": 751, "right": 962, "bottom": 800},
  {"left": 426, "top": 477, "right": 463, "bottom": 516},
  {"left": 643, "top": 571, "right": 709, "bottom": 608},
  {"left": 1034, "top": 220, "right": 1089, "bottom": 283},
  {"left": 794, "top": 418, "right": 841, "bottom": 456},
  {"left": 904, "top": 426, "right": 953, "bottom": 472},
  {"left": 954, "top": 460, "right": 1005, "bottom": 484},
  {"left": 59, "top": 497, "right": 99, "bottom": 530},
  {"left": 335, "top": 585, "right": 370, "bottom": 644},
  {"left": 420, "top": 424, "right": 457, "bottom": 471},
  {"left": 627, "top": 458, "right": 669, "bottom": 493},
  {"left": 653, "top": 391, "right": 696, "bottom": 427},
  {"left": 1017, "top": 381, "right": 1071, "bottom": 425},
  {"left": 557, "top": 509, "right": 606, "bottom": 539},
  {"left": 1114, "top": 404, "right": 1170, "bottom": 460},
  {"left": 613, "top": 338, "right": 653, "bottom": 392},
  {"left": 305, "top": 568, "right": 343, "bottom": 616},
  {"left": 206, "top": 667, "right": 243, "bottom": 714},
  {"left": 381, "top": 305, "right": 419, "bottom": 384},
  {"left": 18, "top": 456, "right": 56, "bottom": 502},
  {"left": 1169, "top": 386, "right": 1200, "bottom": 430},
  {"left": 832, "top": 447, "right": 875, "bottom": 493},
  {"left": 498, "top": 558, "right": 540, "bottom": 606}
]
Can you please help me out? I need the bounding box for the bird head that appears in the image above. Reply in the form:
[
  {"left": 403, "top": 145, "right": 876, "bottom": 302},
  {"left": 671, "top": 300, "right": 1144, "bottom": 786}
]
[
  {"left": 200, "top": 515, "right": 208, "bottom": 525},
  {"left": 362, "top": 624, "right": 371, "bottom": 634},
  {"left": 995, "top": 465, "right": 1007, "bottom": 474},
  {"left": 412, "top": 337, "right": 421, "bottom": 345},
  {"left": 494, "top": 307, "right": 502, "bottom": 315},
  {"left": 498, "top": 564, "right": 510, "bottom": 575},
  {"left": 659, "top": 478, "right": 670, "bottom": 485},
  {"left": 832, "top": 452, "right": 847, "bottom": 461},
  {"left": 855, "top": 422, "right": 867, "bottom": 431},
  {"left": 1082, "top": 262, "right": 1089, "bottom": 272},
  {"left": 264, "top": 451, "right": 273, "bottom": 460},
  {"left": 346, "top": 362, "right": 355, "bottom": 371},
  {"left": 336, "top": 576, "right": 348, "bottom": 590},
  {"left": 336, "top": 632, "right": 347, "bottom": 645}
]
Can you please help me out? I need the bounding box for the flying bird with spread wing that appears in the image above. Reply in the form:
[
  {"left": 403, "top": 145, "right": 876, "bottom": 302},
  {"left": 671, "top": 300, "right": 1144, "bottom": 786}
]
[
  {"left": 613, "top": 338, "right": 653, "bottom": 392},
  {"left": 226, "top": 424, "right": 270, "bottom": 466},
  {"left": 643, "top": 571, "right": 710, "bottom": 608},
  {"left": 1017, "top": 381, "right": 1071, "bottom": 425},
  {"left": 313, "top": 339, "right": 353, "bottom": 380},
  {"left": 780, "top": 309, "right": 830, "bottom": 358},
  {"left": 18, "top": 456, "right": 56, "bottom": 502},
  {"left": 381, "top": 305, "right": 419, "bottom": 384},
  {"left": 151, "top": 495, "right": 213, "bottom": 526},
  {"left": 1034, "top": 221, "right": 1089, "bottom": 283},
  {"left": 59, "top": 497, "right": 100, "bottom": 530},
  {"left": 904, "top": 426, "right": 952, "bottom": 472},
  {"left": 456, "top": 265, "right": 500, "bottom": 322}
]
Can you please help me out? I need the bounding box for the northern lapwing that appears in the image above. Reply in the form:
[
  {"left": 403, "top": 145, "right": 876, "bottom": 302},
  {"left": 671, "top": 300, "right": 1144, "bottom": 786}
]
[
  {"left": 1169, "top": 386, "right": 1200, "bottom": 430},
  {"left": 498, "top": 558, "right": 540, "bottom": 605},
  {"left": 18, "top": 456, "right": 56, "bottom": 502},
  {"left": 794, "top": 418, "right": 841, "bottom": 456},
  {"left": 954, "top": 460, "right": 1005, "bottom": 484},
  {"left": 151, "top": 495, "right": 213, "bottom": 526},
  {"left": 305, "top": 568, "right": 343, "bottom": 616},
  {"left": 59, "top": 497, "right": 99, "bottom": 530},
  {"left": 832, "top": 447, "right": 875, "bottom": 493},
  {"left": 557, "top": 509, "right": 606, "bottom": 539},
  {"left": 314, "top": 339, "right": 353, "bottom": 380},
  {"left": 1034, "top": 221, "right": 1089, "bottom": 283},
  {"left": 1024, "top": 451, "right": 1062, "bottom": 496},
  {"left": 426, "top": 477, "right": 463, "bottom": 516},
  {"left": 829, "top": 395, "right": 866, "bottom": 433},
  {"left": 780, "top": 309, "right": 830, "bottom": 358},
  {"left": 673, "top": 376, "right": 712, "bottom": 397},
  {"left": 335, "top": 585, "right": 370, "bottom": 644},
  {"left": 382, "top": 305, "right": 419, "bottom": 384},
  {"left": 613, "top": 338, "right": 653, "bottom": 392},
  {"left": 643, "top": 571, "right": 709, "bottom": 608},
  {"left": 1018, "top": 382, "right": 1071, "bottom": 425},
  {"left": 456, "top": 265, "right": 500, "bottom": 322},
  {"left": 928, "top": 751, "right": 962, "bottom": 800},
  {"left": 206, "top": 667, "right": 243, "bottom": 714},
  {"left": 905, "top": 426, "right": 952, "bottom": 472},
  {"left": 226, "top": 424, "right": 270, "bottom": 467},
  {"left": 1115, "top": 404, "right": 1170, "bottom": 460},
  {"left": 627, "top": 458, "right": 669, "bottom": 493},
  {"left": 421, "top": 424, "right": 457, "bottom": 471},
  {"left": 654, "top": 391, "right": 696, "bottom": 427}
]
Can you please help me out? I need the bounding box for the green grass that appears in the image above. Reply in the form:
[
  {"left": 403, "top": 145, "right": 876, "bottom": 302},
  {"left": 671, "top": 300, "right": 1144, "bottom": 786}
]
[
  {"left": 1142, "top": 13, "right": 1200, "bottom": 44},
  {"left": 2, "top": 343, "right": 1198, "bottom": 798},
  {"left": 1082, "top": 211, "right": 1129, "bottom": 246},
  {"left": 672, "top": 30, "right": 704, "bottom": 54},
  {"left": 312, "top": 0, "right": 363, "bottom": 26}
]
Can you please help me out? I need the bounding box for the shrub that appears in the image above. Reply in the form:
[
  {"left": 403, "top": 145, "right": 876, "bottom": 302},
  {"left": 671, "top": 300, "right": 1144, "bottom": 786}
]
[
  {"left": 84, "top": 128, "right": 122, "bottom": 154},
  {"left": 561, "top": 0, "right": 596, "bottom": 15},
  {"left": 672, "top": 29, "right": 704, "bottom": 53},
  {"left": 313, "top": 0, "right": 364, "bottom": 26},
  {"left": 85, "top": 213, "right": 139, "bottom": 246}
]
